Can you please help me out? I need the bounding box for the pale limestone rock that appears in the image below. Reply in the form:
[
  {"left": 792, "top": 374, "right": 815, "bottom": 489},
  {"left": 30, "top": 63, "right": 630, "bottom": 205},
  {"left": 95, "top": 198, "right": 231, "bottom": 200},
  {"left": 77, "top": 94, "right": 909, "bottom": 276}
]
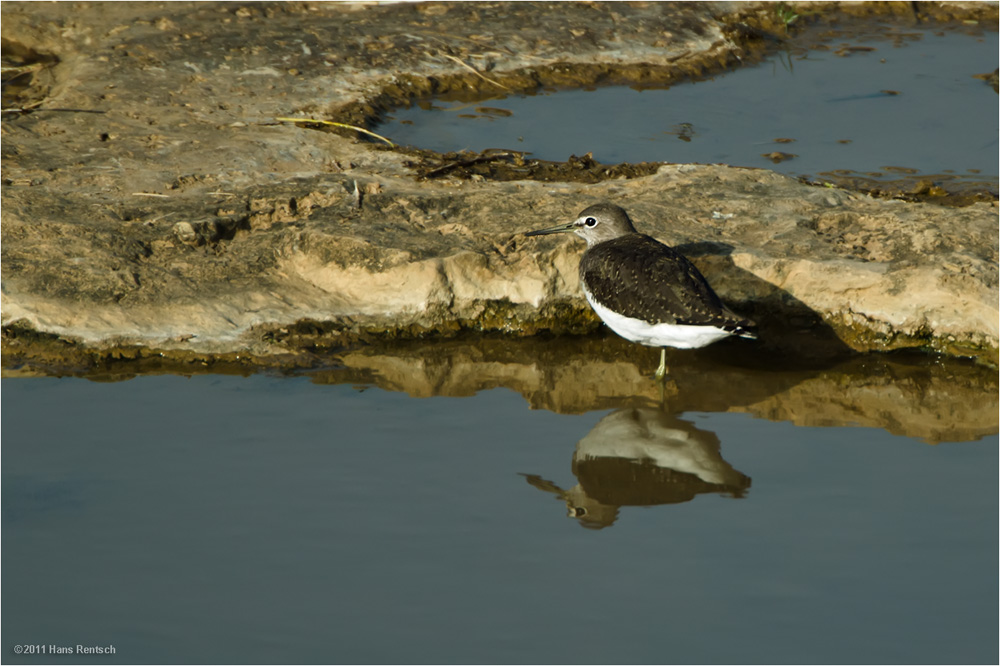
[{"left": 1, "top": 1, "right": 996, "bottom": 366}]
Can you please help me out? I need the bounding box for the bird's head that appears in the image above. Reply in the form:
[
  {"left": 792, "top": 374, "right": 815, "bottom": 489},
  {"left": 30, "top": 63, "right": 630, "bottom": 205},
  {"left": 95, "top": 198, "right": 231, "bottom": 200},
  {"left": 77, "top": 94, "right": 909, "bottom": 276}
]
[{"left": 525, "top": 203, "right": 638, "bottom": 247}]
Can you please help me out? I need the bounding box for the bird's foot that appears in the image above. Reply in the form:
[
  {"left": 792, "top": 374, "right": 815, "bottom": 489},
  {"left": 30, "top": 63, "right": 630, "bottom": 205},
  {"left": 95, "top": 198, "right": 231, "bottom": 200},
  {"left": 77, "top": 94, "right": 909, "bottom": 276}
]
[{"left": 654, "top": 348, "right": 669, "bottom": 383}]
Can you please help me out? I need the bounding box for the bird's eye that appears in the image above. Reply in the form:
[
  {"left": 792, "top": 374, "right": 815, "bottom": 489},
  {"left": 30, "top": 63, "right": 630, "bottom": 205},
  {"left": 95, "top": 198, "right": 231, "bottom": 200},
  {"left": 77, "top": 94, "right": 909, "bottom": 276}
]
[{"left": 584, "top": 217, "right": 598, "bottom": 227}]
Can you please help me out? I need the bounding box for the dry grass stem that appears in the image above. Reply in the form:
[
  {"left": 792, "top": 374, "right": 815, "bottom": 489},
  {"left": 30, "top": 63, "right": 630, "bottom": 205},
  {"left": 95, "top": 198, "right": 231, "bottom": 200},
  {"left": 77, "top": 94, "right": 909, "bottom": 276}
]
[
  {"left": 439, "top": 54, "right": 510, "bottom": 90},
  {"left": 276, "top": 117, "right": 395, "bottom": 147}
]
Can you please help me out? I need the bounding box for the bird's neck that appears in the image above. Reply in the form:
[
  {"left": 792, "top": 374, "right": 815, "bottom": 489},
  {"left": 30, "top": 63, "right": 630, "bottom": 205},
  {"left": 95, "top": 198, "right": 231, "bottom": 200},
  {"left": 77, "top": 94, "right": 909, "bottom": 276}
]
[{"left": 586, "top": 233, "right": 635, "bottom": 248}]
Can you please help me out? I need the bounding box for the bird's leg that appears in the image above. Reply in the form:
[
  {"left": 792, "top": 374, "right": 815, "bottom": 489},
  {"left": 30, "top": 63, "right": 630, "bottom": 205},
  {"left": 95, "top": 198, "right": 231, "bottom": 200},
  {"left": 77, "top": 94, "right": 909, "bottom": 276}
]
[{"left": 654, "top": 348, "right": 668, "bottom": 381}]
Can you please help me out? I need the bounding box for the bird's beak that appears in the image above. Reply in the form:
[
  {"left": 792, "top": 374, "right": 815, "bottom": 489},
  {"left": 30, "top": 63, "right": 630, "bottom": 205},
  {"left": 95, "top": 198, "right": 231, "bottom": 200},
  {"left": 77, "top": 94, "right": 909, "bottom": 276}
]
[{"left": 524, "top": 220, "right": 577, "bottom": 237}]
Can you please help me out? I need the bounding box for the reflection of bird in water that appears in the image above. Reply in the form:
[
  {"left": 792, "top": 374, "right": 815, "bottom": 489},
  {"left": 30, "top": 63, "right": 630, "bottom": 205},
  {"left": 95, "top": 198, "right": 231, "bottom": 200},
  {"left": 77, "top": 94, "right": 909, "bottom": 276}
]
[
  {"left": 525, "top": 203, "right": 756, "bottom": 380},
  {"left": 522, "top": 408, "right": 751, "bottom": 529}
]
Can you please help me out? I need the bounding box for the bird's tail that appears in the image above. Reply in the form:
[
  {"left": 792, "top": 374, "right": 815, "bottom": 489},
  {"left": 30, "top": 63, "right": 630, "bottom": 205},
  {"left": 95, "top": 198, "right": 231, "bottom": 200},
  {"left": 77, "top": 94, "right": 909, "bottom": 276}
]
[{"left": 725, "top": 317, "right": 758, "bottom": 340}]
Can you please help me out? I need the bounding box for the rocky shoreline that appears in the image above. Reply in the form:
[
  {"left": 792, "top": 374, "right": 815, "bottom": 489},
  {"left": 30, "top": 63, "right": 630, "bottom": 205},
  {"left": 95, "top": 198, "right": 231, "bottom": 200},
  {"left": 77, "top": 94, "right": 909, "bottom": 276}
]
[{"left": 2, "top": 1, "right": 998, "bottom": 370}]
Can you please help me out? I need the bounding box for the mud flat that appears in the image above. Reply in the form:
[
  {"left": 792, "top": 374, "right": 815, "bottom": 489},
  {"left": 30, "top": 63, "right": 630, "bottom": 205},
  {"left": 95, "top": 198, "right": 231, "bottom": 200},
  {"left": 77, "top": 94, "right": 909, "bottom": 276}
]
[{"left": 2, "top": 1, "right": 998, "bottom": 369}]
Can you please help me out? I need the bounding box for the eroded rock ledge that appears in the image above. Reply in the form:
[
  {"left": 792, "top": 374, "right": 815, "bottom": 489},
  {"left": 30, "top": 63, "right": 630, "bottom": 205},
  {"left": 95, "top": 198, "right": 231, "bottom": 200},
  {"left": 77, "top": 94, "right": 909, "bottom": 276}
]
[{"left": 2, "top": 1, "right": 998, "bottom": 367}]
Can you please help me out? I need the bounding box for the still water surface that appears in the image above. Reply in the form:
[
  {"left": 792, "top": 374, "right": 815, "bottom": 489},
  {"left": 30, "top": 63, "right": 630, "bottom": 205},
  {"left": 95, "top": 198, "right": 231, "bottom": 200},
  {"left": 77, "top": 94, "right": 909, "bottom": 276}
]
[
  {"left": 3, "top": 373, "right": 997, "bottom": 664},
  {"left": 382, "top": 23, "right": 998, "bottom": 186}
]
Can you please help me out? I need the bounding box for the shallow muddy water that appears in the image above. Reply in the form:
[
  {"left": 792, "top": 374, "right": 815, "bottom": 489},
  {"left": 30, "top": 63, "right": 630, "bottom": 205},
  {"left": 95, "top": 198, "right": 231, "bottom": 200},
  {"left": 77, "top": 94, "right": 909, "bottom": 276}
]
[
  {"left": 3, "top": 356, "right": 997, "bottom": 664},
  {"left": 382, "top": 22, "right": 998, "bottom": 189}
]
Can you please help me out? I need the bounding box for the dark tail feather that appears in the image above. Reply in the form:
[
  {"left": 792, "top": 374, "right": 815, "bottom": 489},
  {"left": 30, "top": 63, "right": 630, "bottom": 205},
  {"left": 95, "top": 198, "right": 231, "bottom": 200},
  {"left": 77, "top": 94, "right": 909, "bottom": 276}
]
[{"left": 725, "top": 318, "right": 758, "bottom": 340}]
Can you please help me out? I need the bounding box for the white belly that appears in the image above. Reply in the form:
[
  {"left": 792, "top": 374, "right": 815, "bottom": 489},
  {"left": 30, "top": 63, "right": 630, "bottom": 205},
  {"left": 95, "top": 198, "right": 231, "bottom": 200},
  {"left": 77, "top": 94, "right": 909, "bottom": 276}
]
[{"left": 584, "top": 288, "right": 733, "bottom": 350}]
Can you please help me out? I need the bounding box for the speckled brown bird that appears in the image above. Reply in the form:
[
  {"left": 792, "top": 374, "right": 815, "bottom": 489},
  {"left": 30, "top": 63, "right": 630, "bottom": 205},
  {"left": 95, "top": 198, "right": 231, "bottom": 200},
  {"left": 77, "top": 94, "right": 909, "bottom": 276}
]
[{"left": 525, "top": 203, "right": 756, "bottom": 379}]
